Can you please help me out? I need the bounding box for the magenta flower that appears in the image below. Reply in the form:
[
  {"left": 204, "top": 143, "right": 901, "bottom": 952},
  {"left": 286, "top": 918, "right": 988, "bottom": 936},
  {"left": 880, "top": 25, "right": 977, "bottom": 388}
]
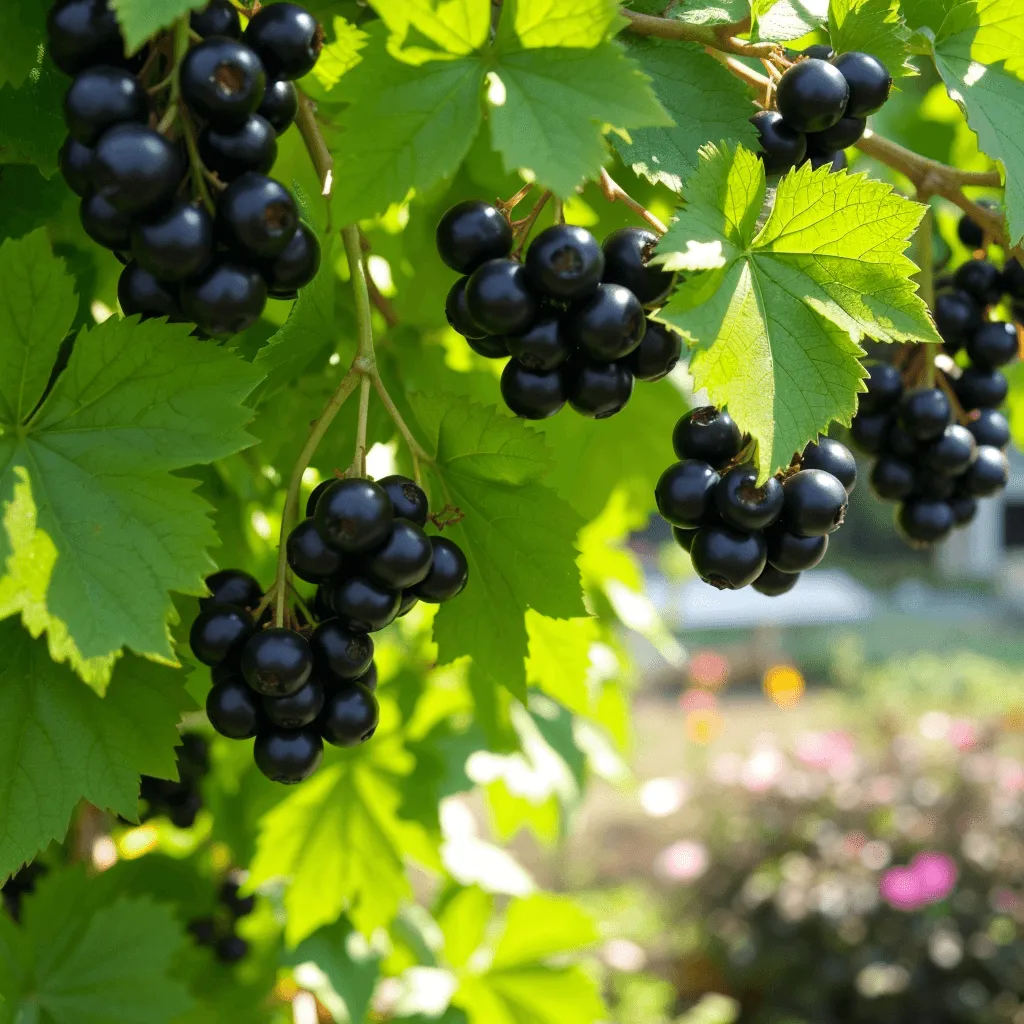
[
  {"left": 879, "top": 852, "right": 958, "bottom": 911},
  {"left": 880, "top": 865, "right": 924, "bottom": 911}
]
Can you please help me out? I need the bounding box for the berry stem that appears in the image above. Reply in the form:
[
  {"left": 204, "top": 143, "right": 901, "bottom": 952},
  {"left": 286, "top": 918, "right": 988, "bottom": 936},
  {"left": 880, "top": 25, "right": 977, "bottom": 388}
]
[
  {"left": 353, "top": 374, "right": 371, "bottom": 477},
  {"left": 511, "top": 190, "right": 552, "bottom": 256},
  {"left": 182, "top": 107, "right": 216, "bottom": 214},
  {"left": 621, "top": 8, "right": 782, "bottom": 58},
  {"left": 599, "top": 168, "right": 668, "bottom": 235},
  {"left": 371, "top": 375, "right": 432, "bottom": 476},
  {"left": 343, "top": 224, "right": 375, "bottom": 366},
  {"left": 496, "top": 182, "right": 535, "bottom": 216},
  {"left": 295, "top": 88, "right": 333, "bottom": 200}
]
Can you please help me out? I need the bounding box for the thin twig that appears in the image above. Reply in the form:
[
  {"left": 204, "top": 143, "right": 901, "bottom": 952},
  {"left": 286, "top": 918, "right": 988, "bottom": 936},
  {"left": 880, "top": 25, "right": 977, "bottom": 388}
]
[
  {"left": 353, "top": 374, "right": 371, "bottom": 476},
  {"left": 496, "top": 182, "right": 534, "bottom": 215},
  {"left": 621, "top": 8, "right": 781, "bottom": 58},
  {"left": 599, "top": 168, "right": 668, "bottom": 234},
  {"left": 511, "top": 191, "right": 552, "bottom": 256}
]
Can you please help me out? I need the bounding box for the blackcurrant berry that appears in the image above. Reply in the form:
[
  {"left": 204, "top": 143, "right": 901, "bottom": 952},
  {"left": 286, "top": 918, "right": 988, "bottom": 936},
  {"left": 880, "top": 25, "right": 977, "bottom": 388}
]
[
  {"left": 59, "top": 136, "right": 94, "bottom": 196},
  {"left": 750, "top": 110, "right": 807, "bottom": 174},
  {"left": 118, "top": 262, "right": 182, "bottom": 321},
  {"left": 220, "top": 879, "right": 256, "bottom": 918},
  {"left": 467, "top": 334, "right": 510, "bottom": 359},
  {"left": 933, "top": 289, "right": 983, "bottom": 347},
  {"left": 397, "top": 593, "right": 418, "bottom": 618},
  {"left": 776, "top": 58, "right": 850, "bottom": 133},
  {"left": 601, "top": 227, "right": 676, "bottom": 307},
  {"left": 437, "top": 201, "right": 514, "bottom": 275},
  {"left": 263, "top": 677, "right": 324, "bottom": 729},
  {"left": 806, "top": 115, "right": 865, "bottom": 155},
  {"left": 82, "top": 192, "right": 132, "bottom": 250},
  {"left": 444, "top": 277, "right": 486, "bottom": 339},
  {"left": 766, "top": 524, "right": 828, "bottom": 572},
  {"left": 955, "top": 367, "right": 1008, "bottom": 410},
  {"left": 188, "top": 917, "right": 217, "bottom": 946},
  {"left": 264, "top": 221, "right": 321, "bottom": 298},
  {"left": 379, "top": 475, "right": 429, "bottom": 528},
  {"left": 525, "top": 224, "right": 604, "bottom": 300},
  {"left": 258, "top": 79, "right": 299, "bottom": 135},
  {"left": 781, "top": 469, "right": 848, "bottom": 535},
  {"left": 217, "top": 172, "right": 298, "bottom": 258},
  {"left": 244, "top": 2, "right": 322, "bottom": 80},
  {"left": 329, "top": 576, "right": 401, "bottom": 632},
  {"left": 566, "top": 357, "right": 634, "bottom": 419},
  {"left": 191, "top": 0, "right": 242, "bottom": 39},
  {"left": 870, "top": 456, "right": 915, "bottom": 500},
  {"left": 672, "top": 407, "right": 743, "bottom": 467},
  {"left": 655, "top": 461, "right": 720, "bottom": 529},
  {"left": 1002, "top": 256, "right": 1024, "bottom": 300},
  {"left": 253, "top": 729, "right": 323, "bottom": 784},
  {"left": 241, "top": 627, "right": 313, "bottom": 696},
  {"left": 830, "top": 51, "right": 892, "bottom": 117},
  {"left": 673, "top": 527, "right": 697, "bottom": 551},
  {"left": 752, "top": 565, "right": 800, "bottom": 597},
  {"left": 319, "top": 682, "right": 379, "bottom": 747},
  {"left": 500, "top": 360, "right": 566, "bottom": 419},
  {"left": 913, "top": 470, "right": 956, "bottom": 501},
  {"left": 954, "top": 259, "right": 1002, "bottom": 307},
  {"left": 180, "top": 261, "right": 268, "bottom": 336},
  {"left": 92, "top": 124, "right": 184, "bottom": 215},
  {"left": 860, "top": 362, "right": 903, "bottom": 413},
  {"left": 799, "top": 437, "right": 857, "bottom": 493},
  {"left": 190, "top": 604, "right": 255, "bottom": 665},
  {"left": 47, "top": 0, "right": 126, "bottom": 77},
  {"left": 365, "top": 520, "right": 433, "bottom": 590},
  {"left": 899, "top": 387, "right": 951, "bottom": 440},
  {"left": 310, "top": 619, "right": 373, "bottom": 681},
  {"left": 315, "top": 478, "right": 394, "bottom": 553},
  {"left": 967, "top": 321, "right": 1018, "bottom": 369},
  {"left": 131, "top": 201, "right": 214, "bottom": 282},
  {"left": 885, "top": 421, "right": 920, "bottom": 460},
  {"left": 411, "top": 537, "right": 469, "bottom": 602},
  {"left": 201, "top": 568, "right": 262, "bottom": 611},
  {"left": 807, "top": 150, "right": 848, "bottom": 173},
  {"left": 64, "top": 65, "right": 148, "bottom": 148},
  {"left": 569, "top": 283, "right": 645, "bottom": 361},
  {"left": 956, "top": 200, "right": 998, "bottom": 249},
  {"left": 896, "top": 499, "right": 954, "bottom": 546},
  {"left": 286, "top": 518, "right": 344, "bottom": 583},
  {"left": 168, "top": 791, "right": 203, "bottom": 829},
  {"left": 802, "top": 44, "right": 835, "bottom": 60},
  {"left": 627, "top": 320, "right": 682, "bottom": 382},
  {"left": 960, "top": 445, "right": 1009, "bottom": 496},
  {"left": 966, "top": 408, "right": 1010, "bottom": 450},
  {"left": 357, "top": 663, "right": 379, "bottom": 692},
  {"left": 180, "top": 38, "right": 267, "bottom": 127},
  {"left": 849, "top": 411, "right": 890, "bottom": 453},
  {"left": 306, "top": 479, "right": 333, "bottom": 517},
  {"left": 465, "top": 259, "right": 538, "bottom": 335},
  {"left": 198, "top": 115, "right": 278, "bottom": 181},
  {"left": 206, "top": 677, "right": 262, "bottom": 739},
  {"left": 922, "top": 424, "right": 978, "bottom": 476},
  {"left": 950, "top": 496, "right": 978, "bottom": 527},
  {"left": 690, "top": 525, "right": 767, "bottom": 591},
  {"left": 715, "top": 465, "right": 784, "bottom": 531},
  {"left": 505, "top": 316, "right": 573, "bottom": 371}
]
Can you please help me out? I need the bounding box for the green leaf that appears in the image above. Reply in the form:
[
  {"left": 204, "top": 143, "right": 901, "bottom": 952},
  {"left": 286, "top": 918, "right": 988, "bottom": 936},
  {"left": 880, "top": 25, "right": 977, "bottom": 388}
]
[
  {"left": 751, "top": 0, "right": 828, "bottom": 41},
  {"left": 0, "top": 1, "right": 45, "bottom": 89},
  {"left": 655, "top": 145, "right": 939, "bottom": 477},
  {"left": 613, "top": 36, "right": 759, "bottom": 192},
  {"left": 526, "top": 613, "right": 599, "bottom": 715},
  {"left": 0, "top": 866, "right": 193, "bottom": 1023},
  {"left": 437, "top": 887, "right": 493, "bottom": 969},
  {"left": 668, "top": 0, "right": 750, "bottom": 27},
  {"left": 312, "top": 16, "right": 370, "bottom": 90},
  {"left": 372, "top": 0, "right": 490, "bottom": 61},
  {"left": 828, "top": 0, "right": 916, "bottom": 77},
  {"left": 500, "top": 0, "right": 622, "bottom": 48},
  {"left": 111, "top": 0, "right": 207, "bottom": 53},
  {"left": 0, "top": 64, "right": 66, "bottom": 178},
  {"left": 491, "top": 894, "right": 598, "bottom": 968},
  {"left": 0, "top": 621, "right": 192, "bottom": 881}
]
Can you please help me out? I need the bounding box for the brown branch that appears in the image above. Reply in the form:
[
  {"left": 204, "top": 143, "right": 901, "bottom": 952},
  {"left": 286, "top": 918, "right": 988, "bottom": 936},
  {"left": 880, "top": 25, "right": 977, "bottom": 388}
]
[
  {"left": 621, "top": 8, "right": 781, "bottom": 58},
  {"left": 599, "top": 169, "right": 668, "bottom": 234}
]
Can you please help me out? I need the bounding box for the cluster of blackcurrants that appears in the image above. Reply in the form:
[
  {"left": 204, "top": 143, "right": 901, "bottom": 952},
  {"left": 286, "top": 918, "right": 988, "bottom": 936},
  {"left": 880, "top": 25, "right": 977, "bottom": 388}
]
[
  {"left": 656, "top": 407, "right": 856, "bottom": 595},
  {"left": 2, "top": 862, "right": 47, "bottom": 923},
  {"left": 189, "top": 476, "right": 468, "bottom": 784},
  {"left": 139, "top": 732, "right": 210, "bottom": 829},
  {"left": 438, "top": 200, "right": 683, "bottom": 420},
  {"left": 50, "top": 0, "right": 323, "bottom": 336},
  {"left": 187, "top": 874, "right": 257, "bottom": 965},
  {"left": 751, "top": 45, "right": 892, "bottom": 175}
]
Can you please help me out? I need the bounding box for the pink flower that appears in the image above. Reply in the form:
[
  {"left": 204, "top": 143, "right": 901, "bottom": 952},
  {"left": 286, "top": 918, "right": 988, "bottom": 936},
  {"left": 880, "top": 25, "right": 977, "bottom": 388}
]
[
  {"left": 912, "top": 852, "right": 958, "bottom": 903},
  {"left": 655, "top": 840, "right": 709, "bottom": 882},
  {"left": 947, "top": 718, "right": 977, "bottom": 752},
  {"left": 880, "top": 866, "right": 924, "bottom": 911}
]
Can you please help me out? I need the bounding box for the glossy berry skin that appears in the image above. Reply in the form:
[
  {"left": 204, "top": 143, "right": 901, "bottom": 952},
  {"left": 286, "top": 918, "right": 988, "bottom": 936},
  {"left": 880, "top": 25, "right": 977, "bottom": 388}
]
[
  {"left": 525, "top": 225, "right": 604, "bottom": 300},
  {"left": 319, "top": 683, "right": 379, "bottom": 747},
  {"left": 180, "top": 38, "right": 267, "bottom": 127},
  {"left": 566, "top": 357, "right": 634, "bottom": 419},
  {"left": 689, "top": 526, "right": 767, "bottom": 591},
  {"left": 950, "top": 496, "right": 978, "bottom": 527},
  {"left": 244, "top": 2, "right": 322, "bottom": 80},
  {"left": 258, "top": 79, "right": 299, "bottom": 134},
  {"left": 206, "top": 678, "right": 262, "bottom": 739},
  {"left": 465, "top": 259, "right": 538, "bottom": 336},
  {"left": 397, "top": 595, "right": 418, "bottom": 619},
  {"left": 870, "top": 456, "right": 914, "bottom": 501},
  {"left": 82, "top": 192, "right": 131, "bottom": 250},
  {"left": 286, "top": 518, "right": 343, "bottom": 583},
  {"left": 808, "top": 150, "right": 847, "bottom": 173},
  {"left": 628, "top": 320, "right": 682, "bottom": 381},
  {"left": 264, "top": 221, "right": 321, "bottom": 298},
  {"left": 673, "top": 527, "right": 697, "bottom": 552},
  {"left": 379, "top": 475, "right": 429, "bottom": 528},
  {"left": 217, "top": 173, "right": 298, "bottom": 258},
  {"left": 569, "top": 283, "right": 645, "bottom": 361},
  {"left": 766, "top": 525, "right": 828, "bottom": 572},
  {"left": 781, "top": 469, "right": 848, "bottom": 536},
  {"left": 849, "top": 411, "right": 889, "bottom": 454},
  {"left": 922, "top": 424, "right": 978, "bottom": 476},
  {"left": 220, "top": 879, "right": 256, "bottom": 918},
  {"left": 752, "top": 565, "right": 800, "bottom": 597},
  {"left": 601, "top": 227, "right": 676, "bottom": 307},
  {"left": 831, "top": 51, "right": 893, "bottom": 117},
  {"left": 191, "top": 0, "right": 241, "bottom": 39},
  {"left": 366, "top": 520, "right": 433, "bottom": 590},
  {"left": 934, "top": 289, "right": 983, "bottom": 346},
  {"left": 467, "top": 334, "right": 510, "bottom": 359},
  {"left": 254, "top": 729, "right": 323, "bottom": 784},
  {"left": 315, "top": 478, "right": 394, "bottom": 554},
  {"left": 655, "top": 460, "right": 720, "bottom": 529},
  {"left": 180, "top": 262, "right": 268, "bottom": 336},
  {"left": 802, "top": 44, "right": 835, "bottom": 60},
  {"left": 263, "top": 677, "right": 324, "bottom": 730},
  {"left": 960, "top": 446, "right": 1009, "bottom": 497},
  {"left": 190, "top": 604, "right": 254, "bottom": 666},
  {"left": 715, "top": 466, "right": 784, "bottom": 531},
  {"left": 967, "top": 321, "right": 1018, "bottom": 369},
  {"left": 955, "top": 367, "right": 1008, "bottom": 410},
  {"left": 118, "top": 263, "right": 181, "bottom": 320},
  {"left": 799, "top": 437, "right": 857, "bottom": 493},
  {"left": 330, "top": 577, "right": 401, "bottom": 633},
  {"left": 776, "top": 59, "right": 850, "bottom": 133},
  {"left": 241, "top": 627, "right": 313, "bottom": 697},
  {"left": 444, "top": 278, "right": 486, "bottom": 339},
  {"left": 805, "top": 115, "right": 865, "bottom": 154},
  {"left": 199, "top": 115, "right": 278, "bottom": 181},
  {"left": 59, "top": 136, "right": 94, "bottom": 196},
  {"left": 914, "top": 471, "right": 956, "bottom": 501},
  {"left": 306, "top": 479, "right": 333, "bottom": 518},
  {"left": 131, "top": 201, "right": 214, "bottom": 282},
  {"left": 1002, "top": 257, "right": 1024, "bottom": 300},
  {"left": 505, "top": 316, "right": 573, "bottom": 371},
  {"left": 966, "top": 409, "right": 1010, "bottom": 450},
  {"left": 896, "top": 499, "right": 954, "bottom": 547},
  {"left": 201, "top": 568, "right": 262, "bottom": 611},
  {"left": 750, "top": 110, "right": 807, "bottom": 174},
  {"left": 954, "top": 259, "right": 1002, "bottom": 306},
  {"left": 860, "top": 362, "right": 903, "bottom": 413},
  {"left": 899, "top": 387, "right": 951, "bottom": 440},
  {"left": 501, "top": 361, "right": 566, "bottom": 419},
  {"left": 672, "top": 407, "right": 743, "bottom": 468},
  {"left": 357, "top": 663, "right": 379, "bottom": 691},
  {"left": 412, "top": 537, "right": 469, "bottom": 603},
  {"left": 437, "top": 201, "right": 513, "bottom": 275},
  {"left": 885, "top": 422, "right": 920, "bottom": 460},
  {"left": 47, "top": 0, "right": 126, "bottom": 76},
  {"left": 310, "top": 619, "right": 373, "bottom": 681},
  {"left": 64, "top": 66, "right": 148, "bottom": 146},
  {"left": 91, "top": 124, "right": 184, "bottom": 215}
]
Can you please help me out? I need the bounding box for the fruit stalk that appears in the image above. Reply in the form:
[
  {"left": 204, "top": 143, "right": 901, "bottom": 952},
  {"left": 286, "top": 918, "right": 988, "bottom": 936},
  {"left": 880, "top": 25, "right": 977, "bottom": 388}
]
[
  {"left": 599, "top": 169, "right": 667, "bottom": 235},
  {"left": 295, "top": 87, "right": 332, "bottom": 199}
]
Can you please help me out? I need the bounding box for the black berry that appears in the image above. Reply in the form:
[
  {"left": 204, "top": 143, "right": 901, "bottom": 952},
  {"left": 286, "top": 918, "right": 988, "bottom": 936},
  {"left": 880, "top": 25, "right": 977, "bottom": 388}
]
[
  {"left": 190, "top": 604, "right": 254, "bottom": 665},
  {"left": 206, "top": 677, "right": 262, "bottom": 739},
  {"left": 885, "top": 421, "right": 920, "bottom": 460},
  {"left": 525, "top": 224, "right": 604, "bottom": 301},
  {"left": 356, "top": 662, "right": 379, "bottom": 691},
  {"left": 47, "top": 0, "right": 126, "bottom": 76},
  {"left": 714, "top": 466, "right": 784, "bottom": 531},
  {"left": 91, "top": 124, "right": 184, "bottom": 215},
  {"left": 220, "top": 878, "right": 256, "bottom": 918},
  {"left": 849, "top": 411, "right": 890, "bottom": 453},
  {"left": 198, "top": 115, "right": 278, "bottom": 181},
  {"left": 870, "top": 456, "right": 915, "bottom": 500},
  {"left": 319, "top": 682, "right": 379, "bottom": 747},
  {"left": 201, "top": 568, "right": 262, "bottom": 611},
  {"left": 954, "top": 259, "right": 1002, "bottom": 306},
  {"left": 934, "top": 289, "right": 983, "bottom": 347},
  {"left": 191, "top": 0, "right": 242, "bottom": 39},
  {"left": 655, "top": 461, "right": 720, "bottom": 529},
  {"left": 775, "top": 58, "right": 850, "bottom": 133},
  {"left": 752, "top": 565, "right": 800, "bottom": 597},
  {"left": 569, "top": 283, "right": 645, "bottom": 361},
  {"left": 253, "top": 729, "right": 323, "bottom": 784},
  {"left": 966, "top": 409, "right": 1010, "bottom": 450},
  {"left": 264, "top": 221, "right": 321, "bottom": 298},
  {"left": 244, "top": 2, "right": 322, "bottom": 80},
  {"left": 673, "top": 527, "right": 697, "bottom": 552},
  {"left": 500, "top": 361, "right": 566, "bottom": 419},
  {"left": 467, "top": 334, "right": 510, "bottom": 359},
  {"left": 802, "top": 44, "right": 835, "bottom": 60},
  {"left": 180, "top": 261, "right": 268, "bottom": 336},
  {"left": 806, "top": 115, "right": 865, "bottom": 155},
  {"left": 960, "top": 446, "right": 1009, "bottom": 496},
  {"left": 807, "top": 150, "right": 848, "bottom": 173},
  {"left": 967, "top": 321, "right": 1018, "bottom": 369},
  {"left": 379, "top": 475, "right": 429, "bottom": 528},
  {"left": 799, "top": 437, "right": 857, "bottom": 493},
  {"left": 505, "top": 316, "right": 573, "bottom": 371},
  {"left": 329, "top": 576, "right": 401, "bottom": 633},
  {"left": 365, "top": 520, "right": 433, "bottom": 590},
  {"left": 310, "top": 619, "right": 374, "bottom": 681},
  {"left": 689, "top": 526, "right": 767, "bottom": 591},
  {"left": 955, "top": 367, "right": 1008, "bottom": 410},
  {"left": 397, "top": 594, "right": 418, "bottom": 618},
  {"left": 628, "top": 320, "right": 682, "bottom": 381},
  {"left": 445, "top": 278, "right": 486, "bottom": 339},
  {"left": 217, "top": 172, "right": 298, "bottom": 258},
  {"left": 922, "top": 424, "right": 977, "bottom": 475},
  {"left": 672, "top": 407, "right": 743, "bottom": 468},
  {"left": 566, "top": 357, "right": 634, "bottom": 419},
  {"left": 241, "top": 627, "right": 313, "bottom": 696},
  {"left": 914, "top": 472, "right": 956, "bottom": 501},
  {"left": 257, "top": 79, "right": 299, "bottom": 134},
  {"left": 411, "top": 537, "right": 469, "bottom": 603},
  {"left": 465, "top": 259, "right": 538, "bottom": 335},
  {"left": 263, "top": 677, "right": 325, "bottom": 730},
  {"left": 131, "top": 201, "right": 214, "bottom": 282},
  {"left": 781, "top": 469, "right": 848, "bottom": 536},
  {"left": 601, "top": 227, "right": 676, "bottom": 307},
  {"left": 956, "top": 200, "right": 998, "bottom": 250},
  {"left": 1002, "top": 257, "right": 1024, "bottom": 300},
  {"left": 899, "top": 387, "right": 951, "bottom": 440},
  {"left": 118, "top": 262, "right": 182, "bottom": 320},
  {"left": 64, "top": 66, "right": 148, "bottom": 145},
  {"left": 180, "top": 38, "right": 267, "bottom": 127},
  {"left": 950, "top": 496, "right": 978, "bottom": 527},
  {"left": 306, "top": 479, "right": 332, "bottom": 517},
  {"left": 831, "top": 51, "right": 892, "bottom": 117},
  {"left": 314, "top": 478, "right": 394, "bottom": 553},
  {"left": 82, "top": 192, "right": 132, "bottom": 250},
  {"left": 750, "top": 110, "right": 807, "bottom": 174},
  {"left": 286, "top": 518, "right": 344, "bottom": 582},
  {"left": 896, "top": 499, "right": 954, "bottom": 547},
  {"left": 766, "top": 525, "right": 828, "bottom": 572},
  {"left": 60, "top": 136, "right": 94, "bottom": 196},
  {"left": 437, "top": 201, "right": 513, "bottom": 275}
]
